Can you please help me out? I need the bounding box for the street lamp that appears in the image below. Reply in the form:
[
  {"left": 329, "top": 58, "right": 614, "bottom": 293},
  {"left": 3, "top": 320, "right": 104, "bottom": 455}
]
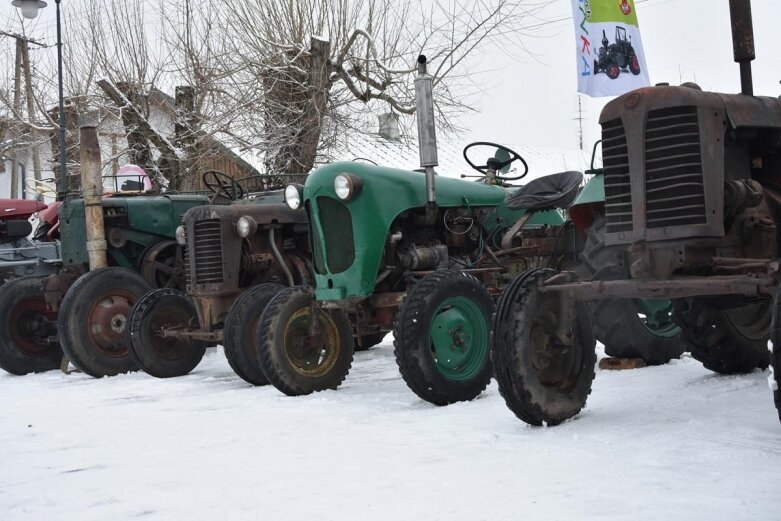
[
  {"left": 11, "top": 0, "right": 67, "bottom": 200},
  {"left": 11, "top": 0, "right": 46, "bottom": 20}
]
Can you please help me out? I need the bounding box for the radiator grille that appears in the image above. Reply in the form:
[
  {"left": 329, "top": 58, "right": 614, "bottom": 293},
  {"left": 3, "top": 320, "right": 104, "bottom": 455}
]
[
  {"left": 644, "top": 106, "right": 705, "bottom": 228},
  {"left": 601, "top": 118, "right": 632, "bottom": 234},
  {"left": 191, "top": 219, "right": 223, "bottom": 284},
  {"left": 317, "top": 197, "right": 355, "bottom": 274}
]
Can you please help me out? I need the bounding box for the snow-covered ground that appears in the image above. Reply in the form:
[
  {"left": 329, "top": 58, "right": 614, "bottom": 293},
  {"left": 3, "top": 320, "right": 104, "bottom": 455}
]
[{"left": 1, "top": 340, "right": 779, "bottom": 520}]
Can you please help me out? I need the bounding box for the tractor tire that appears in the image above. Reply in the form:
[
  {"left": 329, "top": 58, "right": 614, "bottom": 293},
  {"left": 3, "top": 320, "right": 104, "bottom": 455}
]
[
  {"left": 58, "top": 267, "right": 151, "bottom": 377},
  {"left": 770, "top": 289, "right": 781, "bottom": 423},
  {"left": 673, "top": 296, "right": 770, "bottom": 374},
  {"left": 491, "top": 269, "right": 596, "bottom": 426},
  {"left": 127, "top": 288, "right": 206, "bottom": 378},
  {"left": 606, "top": 64, "right": 620, "bottom": 79},
  {"left": 223, "top": 283, "right": 284, "bottom": 386},
  {"left": 629, "top": 54, "right": 641, "bottom": 75},
  {"left": 579, "top": 214, "right": 684, "bottom": 365},
  {"left": 354, "top": 332, "right": 387, "bottom": 352},
  {"left": 393, "top": 270, "right": 494, "bottom": 405},
  {"left": 0, "top": 277, "right": 61, "bottom": 375},
  {"left": 256, "top": 287, "right": 354, "bottom": 396}
]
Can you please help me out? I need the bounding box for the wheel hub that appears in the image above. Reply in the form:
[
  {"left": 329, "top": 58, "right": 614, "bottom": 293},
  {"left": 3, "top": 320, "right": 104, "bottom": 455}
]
[
  {"left": 429, "top": 296, "right": 487, "bottom": 379},
  {"left": 88, "top": 294, "right": 132, "bottom": 356}
]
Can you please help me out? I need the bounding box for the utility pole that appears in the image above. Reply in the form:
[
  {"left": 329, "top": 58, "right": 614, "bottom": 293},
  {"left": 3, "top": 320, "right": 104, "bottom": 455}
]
[
  {"left": 11, "top": 38, "right": 23, "bottom": 199},
  {"left": 21, "top": 40, "right": 42, "bottom": 184}
]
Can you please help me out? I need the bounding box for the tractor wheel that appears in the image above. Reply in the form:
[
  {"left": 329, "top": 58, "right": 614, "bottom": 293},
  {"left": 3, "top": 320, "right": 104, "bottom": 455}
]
[
  {"left": 770, "top": 289, "right": 781, "bottom": 423},
  {"left": 223, "top": 283, "right": 284, "bottom": 386},
  {"left": 579, "top": 214, "right": 683, "bottom": 365},
  {"left": 256, "top": 287, "right": 354, "bottom": 395},
  {"left": 58, "top": 267, "right": 152, "bottom": 377},
  {"left": 354, "top": 332, "right": 386, "bottom": 352},
  {"left": 393, "top": 270, "right": 494, "bottom": 405},
  {"left": 606, "top": 64, "right": 620, "bottom": 79},
  {"left": 0, "top": 277, "right": 61, "bottom": 375},
  {"left": 593, "top": 59, "right": 599, "bottom": 74},
  {"left": 127, "top": 288, "right": 206, "bottom": 378},
  {"left": 139, "top": 240, "right": 183, "bottom": 289},
  {"left": 629, "top": 54, "right": 641, "bottom": 75},
  {"left": 491, "top": 269, "right": 596, "bottom": 426},
  {"left": 673, "top": 296, "right": 770, "bottom": 374}
]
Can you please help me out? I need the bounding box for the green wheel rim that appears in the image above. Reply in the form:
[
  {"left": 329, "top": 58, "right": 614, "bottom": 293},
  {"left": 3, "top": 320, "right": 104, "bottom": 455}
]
[
  {"left": 429, "top": 296, "right": 488, "bottom": 381},
  {"left": 632, "top": 299, "right": 680, "bottom": 338}
]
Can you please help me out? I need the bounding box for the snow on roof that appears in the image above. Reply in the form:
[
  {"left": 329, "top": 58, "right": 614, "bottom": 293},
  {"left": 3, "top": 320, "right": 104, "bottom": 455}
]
[{"left": 320, "top": 131, "right": 592, "bottom": 184}]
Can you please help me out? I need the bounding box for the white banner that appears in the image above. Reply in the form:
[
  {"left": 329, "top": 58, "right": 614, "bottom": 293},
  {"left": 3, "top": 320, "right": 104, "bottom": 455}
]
[{"left": 572, "top": 0, "right": 651, "bottom": 97}]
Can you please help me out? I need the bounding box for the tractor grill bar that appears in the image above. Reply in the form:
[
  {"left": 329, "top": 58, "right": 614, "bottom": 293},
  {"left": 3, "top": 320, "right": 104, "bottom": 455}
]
[
  {"left": 601, "top": 118, "right": 632, "bottom": 234},
  {"left": 644, "top": 106, "right": 706, "bottom": 228},
  {"left": 191, "top": 219, "right": 224, "bottom": 284}
]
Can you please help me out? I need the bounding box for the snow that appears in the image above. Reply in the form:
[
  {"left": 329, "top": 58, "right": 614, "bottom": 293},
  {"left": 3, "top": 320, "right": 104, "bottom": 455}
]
[{"left": 1, "top": 341, "right": 780, "bottom": 520}]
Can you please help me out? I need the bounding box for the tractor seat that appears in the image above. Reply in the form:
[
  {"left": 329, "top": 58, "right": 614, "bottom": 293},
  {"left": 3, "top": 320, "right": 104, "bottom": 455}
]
[{"left": 505, "top": 171, "right": 584, "bottom": 211}]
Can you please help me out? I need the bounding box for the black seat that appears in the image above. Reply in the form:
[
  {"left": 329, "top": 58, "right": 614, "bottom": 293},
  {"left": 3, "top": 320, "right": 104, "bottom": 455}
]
[{"left": 505, "top": 170, "right": 584, "bottom": 211}]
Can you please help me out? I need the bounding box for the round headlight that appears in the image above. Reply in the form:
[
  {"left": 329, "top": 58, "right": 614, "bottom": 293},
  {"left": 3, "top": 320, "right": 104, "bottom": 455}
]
[
  {"left": 334, "top": 175, "right": 352, "bottom": 200},
  {"left": 284, "top": 184, "right": 301, "bottom": 210},
  {"left": 175, "top": 225, "right": 186, "bottom": 245},
  {"left": 236, "top": 216, "right": 257, "bottom": 238}
]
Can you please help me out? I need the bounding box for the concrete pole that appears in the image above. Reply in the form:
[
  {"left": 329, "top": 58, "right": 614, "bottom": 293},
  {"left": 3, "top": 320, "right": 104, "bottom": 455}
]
[{"left": 79, "top": 125, "right": 108, "bottom": 269}]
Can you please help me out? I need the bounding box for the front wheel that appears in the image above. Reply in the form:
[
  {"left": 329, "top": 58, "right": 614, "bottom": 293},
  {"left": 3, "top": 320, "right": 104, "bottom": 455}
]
[
  {"left": 256, "top": 287, "right": 354, "bottom": 396},
  {"left": 491, "top": 269, "right": 596, "bottom": 426},
  {"left": 606, "top": 63, "right": 620, "bottom": 79},
  {"left": 223, "top": 283, "right": 284, "bottom": 385},
  {"left": 58, "top": 268, "right": 152, "bottom": 377},
  {"left": 127, "top": 289, "right": 206, "bottom": 378},
  {"left": 0, "top": 277, "right": 61, "bottom": 375},
  {"left": 394, "top": 270, "right": 494, "bottom": 405}
]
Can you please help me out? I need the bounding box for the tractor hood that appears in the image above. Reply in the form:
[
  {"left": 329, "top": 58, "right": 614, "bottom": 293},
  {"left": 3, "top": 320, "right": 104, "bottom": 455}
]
[{"left": 304, "top": 161, "right": 562, "bottom": 300}]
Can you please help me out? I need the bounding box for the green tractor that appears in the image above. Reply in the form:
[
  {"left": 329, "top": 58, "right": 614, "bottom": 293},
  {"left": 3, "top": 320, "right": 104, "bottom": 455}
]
[
  {"left": 491, "top": 0, "right": 781, "bottom": 426},
  {"left": 248, "top": 55, "right": 681, "bottom": 405},
  {"left": 0, "top": 127, "right": 223, "bottom": 377}
]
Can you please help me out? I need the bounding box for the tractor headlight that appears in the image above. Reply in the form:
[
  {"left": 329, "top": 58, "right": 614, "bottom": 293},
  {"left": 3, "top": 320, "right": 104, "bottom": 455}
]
[
  {"left": 284, "top": 184, "right": 303, "bottom": 210},
  {"left": 236, "top": 216, "right": 257, "bottom": 238},
  {"left": 175, "top": 225, "right": 186, "bottom": 245},
  {"left": 334, "top": 174, "right": 362, "bottom": 201}
]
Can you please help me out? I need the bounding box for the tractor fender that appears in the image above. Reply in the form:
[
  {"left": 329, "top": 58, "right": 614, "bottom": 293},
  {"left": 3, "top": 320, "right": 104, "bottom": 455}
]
[{"left": 569, "top": 173, "right": 605, "bottom": 232}]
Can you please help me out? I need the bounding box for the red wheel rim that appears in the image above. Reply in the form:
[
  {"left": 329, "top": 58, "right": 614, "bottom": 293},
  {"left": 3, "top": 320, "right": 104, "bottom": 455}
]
[
  {"left": 10, "top": 296, "right": 57, "bottom": 355},
  {"left": 631, "top": 55, "right": 639, "bottom": 70},
  {"left": 86, "top": 291, "right": 135, "bottom": 357}
]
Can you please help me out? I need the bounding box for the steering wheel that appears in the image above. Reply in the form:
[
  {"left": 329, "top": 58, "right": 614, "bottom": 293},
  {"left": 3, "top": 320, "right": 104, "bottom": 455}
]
[
  {"left": 202, "top": 171, "right": 246, "bottom": 202},
  {"left": 463, "top": 142, "right": 529, "bottom": 181}
]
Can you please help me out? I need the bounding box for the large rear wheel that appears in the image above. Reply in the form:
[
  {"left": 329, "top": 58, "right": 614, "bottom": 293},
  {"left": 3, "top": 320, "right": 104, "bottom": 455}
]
[
  {"left": 579, "top": 214, "right": 683, "bottom": 365},
  {"left": 674, "top": 296, "right": 770, "bottom": 374},
  {"left": 491, "top": 269, "right": 596, "bottom": 426},
  {"left": 256, "top": 287, "right": 354, "bottom": 395},
  {"left": 58, "top": 268, "right": 151, "bottom": 377},
  {"left": 394, "top": 270, "right": 494, "bottom": 405},
  {"left": 127, "top": 288, "right": 206, "bottom": 378},
  {"left": 0, "top": 277, "right": 61, "bottom": 375},
  {"left": 223, "top": 283, "right": 284, "bottom": 385}
]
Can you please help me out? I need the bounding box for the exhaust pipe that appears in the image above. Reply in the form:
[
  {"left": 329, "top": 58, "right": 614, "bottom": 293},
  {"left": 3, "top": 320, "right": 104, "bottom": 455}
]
[
  {"left": 729, "top": 0, "right": 755, "bottom": 96},
  {"left": 414, "top": 55, "right": 438, "bottom": 206}
]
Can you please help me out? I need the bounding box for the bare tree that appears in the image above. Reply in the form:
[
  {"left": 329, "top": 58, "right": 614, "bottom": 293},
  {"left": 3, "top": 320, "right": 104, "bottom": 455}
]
[{"left": 218, "top": 0, "right": 545, "bottom": 175}]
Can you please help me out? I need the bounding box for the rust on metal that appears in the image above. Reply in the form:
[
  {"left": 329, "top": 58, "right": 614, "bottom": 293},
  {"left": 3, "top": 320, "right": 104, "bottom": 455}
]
[{"left": 599, "top": 357, "right": 647, "bottom": 370}]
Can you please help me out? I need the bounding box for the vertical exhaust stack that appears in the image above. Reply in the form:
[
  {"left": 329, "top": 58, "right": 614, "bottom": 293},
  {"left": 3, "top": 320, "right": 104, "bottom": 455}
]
[
  {"left": 79, "top": 125, "right": 108, "bottom": 270},
  {"left": 729, "top": 0, "right": 755, "bottom": 96},
  {"left": 415, "top": 55, "right": 438, "bottom": 206}
]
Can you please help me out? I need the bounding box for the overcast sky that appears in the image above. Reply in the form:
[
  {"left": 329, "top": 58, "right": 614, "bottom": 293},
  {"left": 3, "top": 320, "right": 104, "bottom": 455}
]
[{"left": 3, "top": 0, "right": 780, "bottom": 160}]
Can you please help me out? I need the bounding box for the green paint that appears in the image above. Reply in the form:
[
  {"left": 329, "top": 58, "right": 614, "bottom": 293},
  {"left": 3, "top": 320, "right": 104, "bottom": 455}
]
[
  {"left": 586, "top": 0, "right": 639, "bottom": 26},
  {"left": 572, "top": 173, "right": 605, "bottom": 207},
  {"left": 632, "top": 299, "right": 680, "bottom": 338},
  {"left": 59, "top": 194, "right": 208, "bottom": 270},
  {"left": 429, "top": 296, "right": 488, "bottom": 380}
]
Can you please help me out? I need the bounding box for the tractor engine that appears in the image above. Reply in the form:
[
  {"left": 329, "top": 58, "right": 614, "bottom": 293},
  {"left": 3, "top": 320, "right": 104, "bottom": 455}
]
[{"left": 599, "top": 84, "right": 781, "bottom": 280}]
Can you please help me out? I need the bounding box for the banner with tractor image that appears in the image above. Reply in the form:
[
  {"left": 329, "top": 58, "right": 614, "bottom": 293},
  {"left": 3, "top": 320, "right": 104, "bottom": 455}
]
[{"left": 572, "top": 0, "right": 650, "bottom": 97}]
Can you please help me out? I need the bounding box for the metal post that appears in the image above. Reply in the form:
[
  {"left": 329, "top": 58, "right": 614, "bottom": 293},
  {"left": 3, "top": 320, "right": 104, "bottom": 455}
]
[
  {"left": 728, "top": 0, "right": 755, "bottom": 96},
  {"left": 79, "top": 125, "right": 107, "bottom": 269},
  {"left": 414, "top": 55, "right": 438, "bottom": 206},
  {"left": 55, "top": 0, "right": 67, "bottom": 199}
]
